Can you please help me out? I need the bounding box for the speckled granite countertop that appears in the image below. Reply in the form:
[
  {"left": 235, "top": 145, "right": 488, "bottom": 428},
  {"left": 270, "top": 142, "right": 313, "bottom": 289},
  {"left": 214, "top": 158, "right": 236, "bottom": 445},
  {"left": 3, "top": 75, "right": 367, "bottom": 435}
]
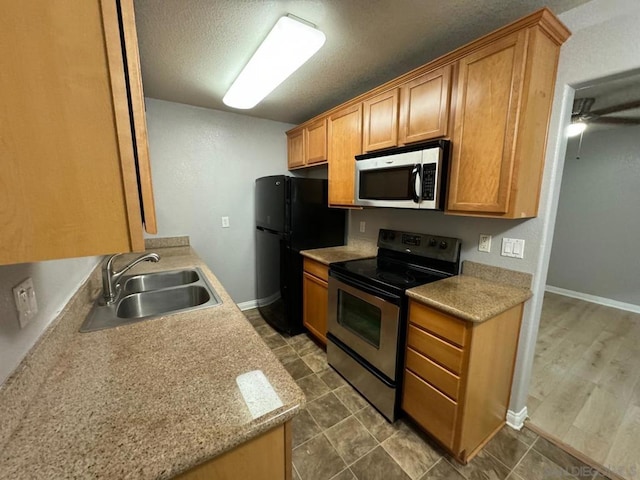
[
  {"left": 407, "top": 274, "right": 532, "bottom": 323},
  {"left": 301, "top": 241, "right": 377, "bottom": 265},
  {"left": 0, "top": 243, "right": 304, "bottom": 479}
]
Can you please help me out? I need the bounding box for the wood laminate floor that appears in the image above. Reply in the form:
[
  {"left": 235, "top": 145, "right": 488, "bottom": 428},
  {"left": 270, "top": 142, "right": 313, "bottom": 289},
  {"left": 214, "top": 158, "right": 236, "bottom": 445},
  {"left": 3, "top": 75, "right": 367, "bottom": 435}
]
[{"left": 529, "top": 292, "right": 640, "bottom": 479}]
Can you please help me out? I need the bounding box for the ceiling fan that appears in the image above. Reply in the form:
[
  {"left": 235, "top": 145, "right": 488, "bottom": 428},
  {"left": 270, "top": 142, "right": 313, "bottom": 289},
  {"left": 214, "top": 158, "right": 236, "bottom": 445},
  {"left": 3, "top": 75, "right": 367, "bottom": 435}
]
[{"left": 572, "top": 97, "right": 640, "bottom": 126}]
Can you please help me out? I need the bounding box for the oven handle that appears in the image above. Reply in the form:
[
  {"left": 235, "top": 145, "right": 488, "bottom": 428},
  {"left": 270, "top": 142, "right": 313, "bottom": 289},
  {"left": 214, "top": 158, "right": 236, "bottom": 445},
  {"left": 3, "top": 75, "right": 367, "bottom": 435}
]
[
  {"left": 327, "top": 333, "right": 396, "bottom": 388},
  {"left": 329, "top": 270, "right": 402, "bottom": 306}
]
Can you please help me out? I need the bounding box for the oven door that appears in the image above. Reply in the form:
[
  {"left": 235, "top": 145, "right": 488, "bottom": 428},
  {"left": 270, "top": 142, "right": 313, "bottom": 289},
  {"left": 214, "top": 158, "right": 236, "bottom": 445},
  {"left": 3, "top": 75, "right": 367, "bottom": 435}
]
[{"left": 327, "top": 272, "right": 401, "bottom": 380}]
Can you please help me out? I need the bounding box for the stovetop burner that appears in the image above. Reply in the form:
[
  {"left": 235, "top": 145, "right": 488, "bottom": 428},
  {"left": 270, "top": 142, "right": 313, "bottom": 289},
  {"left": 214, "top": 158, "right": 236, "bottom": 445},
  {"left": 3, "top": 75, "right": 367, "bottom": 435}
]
[
  {"left": 329, "top": 229, "right": 461, "bottom": 296},
  {"left": 377, "top": 269, "right": 416, "bottom": 285}
]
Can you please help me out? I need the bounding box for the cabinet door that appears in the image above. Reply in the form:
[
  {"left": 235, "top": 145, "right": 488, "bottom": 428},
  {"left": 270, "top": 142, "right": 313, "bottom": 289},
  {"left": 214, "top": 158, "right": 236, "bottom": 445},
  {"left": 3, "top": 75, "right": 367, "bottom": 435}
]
[
  {"left": 287, "top": 128, "right": 305, "bottom": 169},
  {"left": 303, "top": 272, "right": 328, "bottom": 345},
  {"left": 447, "top": 31, "right": 527, "bottom": 214},
  {"left": 363, "top": 89, "right": 399, "bottom": 152},
  {"left": 398, "top": 66, "right": 452, "bottom": 145},
  {"left": 328, "top": 104, "right": 362, "bottom": 207},
  {"left": 119, "top": 0, "right": 157, "bottom": 234},
  {"left": 304, "top": 118, "right": 328, "bottom": 165},
  {"left": 0, "top": 0, "right": 150, "bottom": 265},
  {"left": 402, "top": 370, "right": 457, "bottom": 449}
]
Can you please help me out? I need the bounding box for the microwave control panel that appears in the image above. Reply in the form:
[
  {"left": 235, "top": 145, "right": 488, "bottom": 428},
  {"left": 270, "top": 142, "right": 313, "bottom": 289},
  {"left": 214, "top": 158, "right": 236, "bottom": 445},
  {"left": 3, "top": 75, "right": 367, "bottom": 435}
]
[{"left": 422, "top": 163, "right": 437, "bottom": 201}]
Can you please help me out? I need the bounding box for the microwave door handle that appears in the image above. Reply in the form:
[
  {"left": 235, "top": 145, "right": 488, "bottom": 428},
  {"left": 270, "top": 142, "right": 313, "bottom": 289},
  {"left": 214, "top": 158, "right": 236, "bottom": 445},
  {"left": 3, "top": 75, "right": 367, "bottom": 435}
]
[{"left": 411, "top": 164, "right": 421, "bottom": 203}]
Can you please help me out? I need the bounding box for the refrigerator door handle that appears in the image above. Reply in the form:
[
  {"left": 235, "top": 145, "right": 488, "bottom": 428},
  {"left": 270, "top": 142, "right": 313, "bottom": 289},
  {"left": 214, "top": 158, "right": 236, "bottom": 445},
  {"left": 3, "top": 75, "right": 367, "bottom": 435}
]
[{"left": 257, "top": 226, "right": 281, "bottom": 235}]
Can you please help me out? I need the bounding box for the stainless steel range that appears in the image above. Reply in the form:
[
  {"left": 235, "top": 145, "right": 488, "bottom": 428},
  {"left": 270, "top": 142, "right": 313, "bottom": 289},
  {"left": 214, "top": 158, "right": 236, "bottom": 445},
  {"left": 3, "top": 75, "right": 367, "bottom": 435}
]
[{"left": 327, "top": 229, "right": 461, "bottom": 422}]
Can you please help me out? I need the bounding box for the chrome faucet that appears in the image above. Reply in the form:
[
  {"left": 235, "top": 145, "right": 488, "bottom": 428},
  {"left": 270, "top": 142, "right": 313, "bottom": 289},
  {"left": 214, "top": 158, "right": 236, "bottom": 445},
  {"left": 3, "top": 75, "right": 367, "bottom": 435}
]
[{"left": 102, "top": 252, "right": 160, "bottom": 305}]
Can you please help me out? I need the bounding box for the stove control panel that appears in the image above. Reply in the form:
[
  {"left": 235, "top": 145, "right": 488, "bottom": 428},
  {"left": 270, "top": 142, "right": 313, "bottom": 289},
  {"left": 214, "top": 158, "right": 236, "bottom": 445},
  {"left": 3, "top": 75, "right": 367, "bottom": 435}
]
[{"left": 378, "top": 229, "right": 461, "bottom": 263}]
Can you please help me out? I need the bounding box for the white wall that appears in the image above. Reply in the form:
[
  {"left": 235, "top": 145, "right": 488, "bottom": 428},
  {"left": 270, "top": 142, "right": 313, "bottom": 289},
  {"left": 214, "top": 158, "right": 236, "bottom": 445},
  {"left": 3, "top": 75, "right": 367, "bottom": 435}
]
[
  {"left": 547, "top": 125, "right": 640, "bottom": 306},
  {"left": 144, "top": 98, "right": 293, "bottom": 304},
  {"left": 0, "top": 256, "right": 98, "bottom": 384},
  {"left": 347, "top": 0, "right": 640, "bottom": 417}
]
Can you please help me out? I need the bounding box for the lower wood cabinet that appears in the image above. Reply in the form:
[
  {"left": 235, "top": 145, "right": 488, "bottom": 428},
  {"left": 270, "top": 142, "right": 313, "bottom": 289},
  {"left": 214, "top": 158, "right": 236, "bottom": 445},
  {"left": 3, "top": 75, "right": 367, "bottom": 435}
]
[
  {"left": 175, "top": 421, "right": 292, "bottom": 480},
  {"left": 302, "top": 258, "right": 329, "bottom": 345},
  {"left": 402, "top": 300, "right": 523, "bottom": 463}
]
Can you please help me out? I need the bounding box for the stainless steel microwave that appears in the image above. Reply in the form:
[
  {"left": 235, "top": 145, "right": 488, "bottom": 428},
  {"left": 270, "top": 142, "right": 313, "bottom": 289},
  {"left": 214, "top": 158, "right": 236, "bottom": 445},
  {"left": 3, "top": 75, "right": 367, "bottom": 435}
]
[{"left": 354, "top": 140, "right": 449, "bottom": 209}]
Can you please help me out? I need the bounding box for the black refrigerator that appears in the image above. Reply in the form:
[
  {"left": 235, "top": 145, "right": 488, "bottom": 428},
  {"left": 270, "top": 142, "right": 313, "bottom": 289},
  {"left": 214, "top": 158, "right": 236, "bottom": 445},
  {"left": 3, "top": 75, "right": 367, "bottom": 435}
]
[{"left": 255, "top": 176, "right": 345, "bottom": 335}]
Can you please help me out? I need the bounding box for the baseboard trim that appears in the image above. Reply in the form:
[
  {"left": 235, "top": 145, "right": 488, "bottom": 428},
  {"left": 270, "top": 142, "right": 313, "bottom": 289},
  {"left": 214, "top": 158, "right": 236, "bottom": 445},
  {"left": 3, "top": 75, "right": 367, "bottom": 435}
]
[
  {"left": 236, "top": 300, "right": 258, "bottom": 311},
  {"left": 545, "top": 285, "right": 640, "bottom": 314},
  {"left": 506, "top": 407, "right": 528, "bottom": 430},
  {"left": 237, "top": 291, "right": 281, "bottom": 311}
]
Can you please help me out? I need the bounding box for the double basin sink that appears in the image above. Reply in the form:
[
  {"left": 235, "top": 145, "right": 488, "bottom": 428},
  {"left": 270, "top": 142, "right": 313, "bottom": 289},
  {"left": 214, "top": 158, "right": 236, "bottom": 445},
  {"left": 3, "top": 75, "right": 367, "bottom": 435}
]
[{"left": 81, "top": 267, "right": 222, "bottom": 332}]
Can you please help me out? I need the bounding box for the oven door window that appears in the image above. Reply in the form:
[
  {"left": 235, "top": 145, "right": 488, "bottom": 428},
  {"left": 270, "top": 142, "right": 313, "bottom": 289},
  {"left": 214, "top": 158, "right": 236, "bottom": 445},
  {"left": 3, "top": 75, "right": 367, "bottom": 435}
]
[
  {"left": 359, "top": 166, "right": 416, "bottom": 201},
  {"left": 337, "top": 290, "right": 382, "bottom": 348}
]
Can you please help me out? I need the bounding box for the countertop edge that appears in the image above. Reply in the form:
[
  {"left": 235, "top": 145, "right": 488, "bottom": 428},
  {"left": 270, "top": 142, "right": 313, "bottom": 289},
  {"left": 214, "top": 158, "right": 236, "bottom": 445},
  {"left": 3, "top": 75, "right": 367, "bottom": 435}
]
[
  {"left": 300, "top": 244, "right": 377, "bottom": 266},
  {"left": 406, "top": 288, "right": 533, "bottom": 323},
  {"left": 406, "top": 274, "right": 533, "bottom": 323}
]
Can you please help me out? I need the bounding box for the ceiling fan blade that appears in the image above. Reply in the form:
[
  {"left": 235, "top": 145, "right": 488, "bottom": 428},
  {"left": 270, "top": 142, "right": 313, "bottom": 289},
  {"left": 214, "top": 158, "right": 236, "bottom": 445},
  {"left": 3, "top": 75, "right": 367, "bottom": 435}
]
[
  {"left": 587, "top": 116, "right": 640, "bottom": 125},
  {"left": 589, "top": 99, "right": 640, "bottom": 116},
  {"left": 573, "top": 97, "right": 595, "bottom": 116}
]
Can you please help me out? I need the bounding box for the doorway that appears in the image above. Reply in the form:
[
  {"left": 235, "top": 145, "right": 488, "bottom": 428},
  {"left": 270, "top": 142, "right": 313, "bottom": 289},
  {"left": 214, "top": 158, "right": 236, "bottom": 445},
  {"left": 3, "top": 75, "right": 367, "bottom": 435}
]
[{"left": 528, "top": 71, "right": 640, "bottom": 478}]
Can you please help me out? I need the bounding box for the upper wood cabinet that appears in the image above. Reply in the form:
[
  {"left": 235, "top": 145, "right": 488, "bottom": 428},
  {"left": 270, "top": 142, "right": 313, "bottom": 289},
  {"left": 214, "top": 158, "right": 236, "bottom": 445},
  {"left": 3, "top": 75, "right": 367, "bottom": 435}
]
[
  {"left": 328, "top": 104, "right": 363, "bottom": 207},
  {"left": 447, "top": 24, "right": 566, "bottom": 218},
  {"left": 363, "top": 89, "right": 399, "bottom": 152},
  {"left": 287, "top": 128, "right": 305, "bottom": 169},
  {"left": 305, "top": 118, "right": 328, "bottom": 165},
  {"left": 362, "top": 66, "right": 451, "bottom": 153},
  {"left": 286, "top": 9, "right": 569, "bottom": 218},
  {"left": 398, "top": 66, "right": 452, "bottom": 145},
  {"left": 0, "top": 0, "right": 157, "bottom": 265},
  {"left": 287, "top": 118, "right": 328, "bottom": 169}
]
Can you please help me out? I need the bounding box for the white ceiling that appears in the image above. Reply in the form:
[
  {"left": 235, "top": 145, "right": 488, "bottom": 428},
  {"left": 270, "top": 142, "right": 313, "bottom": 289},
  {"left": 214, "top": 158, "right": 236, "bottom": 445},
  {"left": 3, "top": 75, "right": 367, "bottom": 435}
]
[
  {"left": 574, "top": 70, "right": 640, "bottom": 129},
  {"left": 134, "top": 0, "right": 591, "bottom": 125}
]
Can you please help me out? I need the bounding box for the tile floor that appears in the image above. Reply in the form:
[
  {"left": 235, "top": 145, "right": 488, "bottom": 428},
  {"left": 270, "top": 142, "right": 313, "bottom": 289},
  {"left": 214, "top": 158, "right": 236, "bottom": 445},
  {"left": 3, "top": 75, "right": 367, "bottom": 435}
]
[{"left": 243, "top": 309, "right": 611, "bottom": 480}]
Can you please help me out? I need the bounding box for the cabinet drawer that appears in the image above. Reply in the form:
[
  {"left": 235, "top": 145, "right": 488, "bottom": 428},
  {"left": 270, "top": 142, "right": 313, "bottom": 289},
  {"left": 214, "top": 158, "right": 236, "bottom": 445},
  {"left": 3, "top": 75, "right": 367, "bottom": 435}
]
[
  {"left": 407, "top": 324, "right": 464, "bottom": 374},
  {"left": 402, "top": 370, "right": 457, "bottom": 449},
  {"left": 303, "top": 258, "right": 328, "bottom": 282},
  {"left": 405, "top": 347, "right": 460, "bottom": 400},
  {"left": 409, "top": 301, "right": 467, "bottom": 347}
]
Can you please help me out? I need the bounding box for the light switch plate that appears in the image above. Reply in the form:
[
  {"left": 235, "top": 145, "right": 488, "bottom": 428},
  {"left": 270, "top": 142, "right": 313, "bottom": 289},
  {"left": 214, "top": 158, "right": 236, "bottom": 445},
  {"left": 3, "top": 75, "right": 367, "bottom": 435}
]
[
  {"left": 13, "top": 278, "right": 38, "bottom": 328},
  {"left": 501, "top": 238, "right": 525, "bottom": 258},
  {"left": 221, "top": 216, "right": 230, "bottom": 228}
]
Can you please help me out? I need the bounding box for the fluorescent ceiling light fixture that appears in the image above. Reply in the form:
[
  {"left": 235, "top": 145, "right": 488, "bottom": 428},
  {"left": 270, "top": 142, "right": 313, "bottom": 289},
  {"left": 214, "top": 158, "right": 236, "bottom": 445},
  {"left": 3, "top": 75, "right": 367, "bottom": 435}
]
[
  {"left": 223, "top": 15, "right": 326, "bottom": 109},
  {"left": 566, "top": 121, "right": 587, "bottom": 137}
]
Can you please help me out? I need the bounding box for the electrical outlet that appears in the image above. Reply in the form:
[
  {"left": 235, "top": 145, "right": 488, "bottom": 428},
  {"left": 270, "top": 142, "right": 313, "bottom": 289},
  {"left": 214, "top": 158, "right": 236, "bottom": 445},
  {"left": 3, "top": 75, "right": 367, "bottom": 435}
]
[
  {"left": 221, "top": 216, "right": 230, "bottom": 228},
  {"left": 478, "top": 234, "right": 492, "bottom": 253},
  {"left": 13, "top": 278, "right": 38, "bottom": 328},
  {"left": 359, "top": 221, "right": 366, "bottom": 233},
  {"left": 501, "top": 238, "right": 525, "bottom": 258}
]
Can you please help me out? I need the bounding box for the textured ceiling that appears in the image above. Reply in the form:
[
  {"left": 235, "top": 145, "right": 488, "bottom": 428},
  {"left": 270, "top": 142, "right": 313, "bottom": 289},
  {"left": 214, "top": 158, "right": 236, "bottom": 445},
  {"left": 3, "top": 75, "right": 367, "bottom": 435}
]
[{"left": 134, "top": 0, "right": 591, "bottom": 125}]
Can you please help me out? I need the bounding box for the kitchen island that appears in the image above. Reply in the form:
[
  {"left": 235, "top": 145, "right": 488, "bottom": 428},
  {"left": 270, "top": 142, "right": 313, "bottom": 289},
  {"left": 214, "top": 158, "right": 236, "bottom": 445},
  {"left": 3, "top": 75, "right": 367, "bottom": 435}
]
[{"left": 0, "top": 240, "right": 304, "bottom": 479}]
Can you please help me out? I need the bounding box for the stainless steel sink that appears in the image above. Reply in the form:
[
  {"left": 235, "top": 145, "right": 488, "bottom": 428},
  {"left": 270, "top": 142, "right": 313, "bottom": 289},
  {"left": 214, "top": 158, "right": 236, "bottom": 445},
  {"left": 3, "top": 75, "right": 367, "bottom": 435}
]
[
  {"left": 80, "top": 267, "right": 222, "bottom": 332},
  {"left": 123, "top": 269, "right": 199, "bottom": 294},
  {"left": 117, "top": 285, "right": 210, "bottom": 319}
]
